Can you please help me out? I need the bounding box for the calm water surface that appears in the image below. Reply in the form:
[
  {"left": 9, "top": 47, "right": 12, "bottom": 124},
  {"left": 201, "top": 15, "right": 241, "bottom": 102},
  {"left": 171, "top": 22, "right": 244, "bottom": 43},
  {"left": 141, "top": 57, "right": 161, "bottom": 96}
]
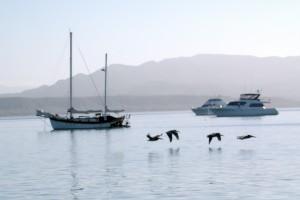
[{"left": 1, "top": 109, "right": 300, "bottom": 199}]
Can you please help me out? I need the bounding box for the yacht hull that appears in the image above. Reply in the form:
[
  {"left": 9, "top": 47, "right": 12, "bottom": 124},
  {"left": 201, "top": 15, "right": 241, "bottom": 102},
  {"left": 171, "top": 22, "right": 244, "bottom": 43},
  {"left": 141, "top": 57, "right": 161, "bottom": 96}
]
[
  {"left": 210, "top": 108, "right": 278, "bottom": 117},
  {"left": 191, "top": 98, "right": 226, "bottom": 116},
  {"left": 49, "top": 116, "right": 125, "bottom": 130},
  {"left": 191, "top": 107, "right": 213, "bottom": 115}
]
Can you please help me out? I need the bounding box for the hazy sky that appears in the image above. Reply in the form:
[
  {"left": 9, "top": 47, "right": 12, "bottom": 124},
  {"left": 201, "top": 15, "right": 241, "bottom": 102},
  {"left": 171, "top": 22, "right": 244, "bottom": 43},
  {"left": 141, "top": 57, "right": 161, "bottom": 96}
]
[{"left": 1, "top": 0, "right": 300, "bottom": 88}]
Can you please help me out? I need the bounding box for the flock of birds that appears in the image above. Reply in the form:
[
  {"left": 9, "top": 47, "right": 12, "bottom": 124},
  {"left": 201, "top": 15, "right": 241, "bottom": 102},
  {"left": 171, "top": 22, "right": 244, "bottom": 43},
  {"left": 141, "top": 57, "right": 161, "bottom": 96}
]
[{"left": 147, "top": 130, "right": 255, "bottom": 144}]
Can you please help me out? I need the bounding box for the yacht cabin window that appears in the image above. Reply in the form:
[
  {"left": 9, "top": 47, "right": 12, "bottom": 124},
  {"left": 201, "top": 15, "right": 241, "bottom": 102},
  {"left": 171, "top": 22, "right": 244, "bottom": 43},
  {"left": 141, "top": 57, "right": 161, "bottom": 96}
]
[
  {"left": 228, "top": 101, "right": 246, "bottom": 106},
  {"left": 249, "top": 103, "right": 264, "bottom": 107}
]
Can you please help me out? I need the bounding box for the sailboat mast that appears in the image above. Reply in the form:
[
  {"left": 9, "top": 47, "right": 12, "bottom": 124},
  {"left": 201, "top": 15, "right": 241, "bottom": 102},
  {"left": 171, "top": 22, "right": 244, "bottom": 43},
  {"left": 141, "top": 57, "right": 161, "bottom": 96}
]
[
  {"left": 69, "top": 32, "right": 73, "bottom": 118},
  {"left": 104, "top": 53, "right": 107, "bottom": 120}
]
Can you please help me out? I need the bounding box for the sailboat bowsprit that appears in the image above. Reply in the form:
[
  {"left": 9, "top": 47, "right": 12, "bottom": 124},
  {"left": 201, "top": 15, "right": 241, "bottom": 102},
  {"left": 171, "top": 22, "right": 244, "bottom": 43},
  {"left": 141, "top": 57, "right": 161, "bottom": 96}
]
[{"left": 36, "top": 32, "right": 129, "bottom": 130}]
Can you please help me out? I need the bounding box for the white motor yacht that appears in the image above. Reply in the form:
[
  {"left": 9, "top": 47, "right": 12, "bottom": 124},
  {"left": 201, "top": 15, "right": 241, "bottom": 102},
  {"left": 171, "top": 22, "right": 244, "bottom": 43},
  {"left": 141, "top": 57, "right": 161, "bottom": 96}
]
[
  {"left": 210, "top": 93, "right": 278, "bottom": 117},
  {"left": 191, "top": 98, "right": 226, "bottom": 115}
]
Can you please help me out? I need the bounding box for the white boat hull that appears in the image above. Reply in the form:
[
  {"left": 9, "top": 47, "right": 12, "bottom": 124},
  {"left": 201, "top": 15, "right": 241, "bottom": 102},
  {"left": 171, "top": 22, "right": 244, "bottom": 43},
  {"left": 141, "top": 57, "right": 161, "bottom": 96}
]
[
  {"left": 191, "top": 107, "right": 214, "bottom": 115},
  {"left": 48, "top": 115, "right": 125, "bottom": 130},
  {"left": 191, "top": 98, "right": 226, "bottom": 116},
  {"left": 210, "top": 107, "right": 278, "bottom": 117},
  {"left": 50, "top": 118, "right": 112, "bottom": 130}
]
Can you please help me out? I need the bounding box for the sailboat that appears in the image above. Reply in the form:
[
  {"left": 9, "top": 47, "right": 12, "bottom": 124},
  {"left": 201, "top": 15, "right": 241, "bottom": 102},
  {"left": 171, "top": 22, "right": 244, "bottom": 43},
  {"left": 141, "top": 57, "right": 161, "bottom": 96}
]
[{"left": 36, "top": 32, "right": 129, "bottom": 130}]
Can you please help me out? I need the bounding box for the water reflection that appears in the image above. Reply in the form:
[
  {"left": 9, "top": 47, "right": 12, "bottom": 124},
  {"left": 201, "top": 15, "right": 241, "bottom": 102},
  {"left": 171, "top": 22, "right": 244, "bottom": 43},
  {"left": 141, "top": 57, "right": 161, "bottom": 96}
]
[
  {"left": 103, "top": 129, "right": 111, "bottom": 146},
  {"left": 148, "top": 152, "right": 161, "bottom": 164},
  {"left": 69, "top": 131, "right": 83, "bottom": 200},
  {"left": 169, "top": 148, "right": 180, "bottom": 157},
  {"left": 239, "top": 149, "right": 255, "bottom": 155},
  {"left": 238, "top": 149, "right": 256, "bottom": 159},
  {"left": 103, "top": 131, "right": 125, "bottom": 197},
  {"left": 208, "top": 147, "right": 222, "bottom": 154}
]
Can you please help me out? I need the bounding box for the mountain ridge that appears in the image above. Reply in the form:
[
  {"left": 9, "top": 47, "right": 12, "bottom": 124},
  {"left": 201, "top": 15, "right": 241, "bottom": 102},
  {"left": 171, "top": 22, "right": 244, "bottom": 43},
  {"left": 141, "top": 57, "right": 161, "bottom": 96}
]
[{"left": 1, "top": 54, "right": 300, "bottom": 99}]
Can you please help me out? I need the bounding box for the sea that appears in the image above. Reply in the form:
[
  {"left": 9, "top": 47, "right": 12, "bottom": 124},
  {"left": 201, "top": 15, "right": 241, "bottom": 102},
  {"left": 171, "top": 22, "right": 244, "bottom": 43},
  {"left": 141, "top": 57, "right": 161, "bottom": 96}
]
[{"left": 1, "top": 108, "right": 300, "bottom": 200}]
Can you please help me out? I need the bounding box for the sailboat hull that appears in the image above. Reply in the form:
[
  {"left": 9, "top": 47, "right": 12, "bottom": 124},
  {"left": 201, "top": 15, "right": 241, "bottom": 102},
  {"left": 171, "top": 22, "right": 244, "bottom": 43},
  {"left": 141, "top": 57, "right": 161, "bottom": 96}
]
[{"left": 49, "top": 116, "right": 125, "bottom": 130}]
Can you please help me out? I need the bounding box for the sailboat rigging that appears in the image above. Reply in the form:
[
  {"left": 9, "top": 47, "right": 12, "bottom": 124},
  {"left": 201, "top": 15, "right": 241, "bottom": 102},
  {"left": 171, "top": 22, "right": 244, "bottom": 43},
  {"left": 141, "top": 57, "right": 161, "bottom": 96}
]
[{"left": 36, "top": 32, "right": 129, "bottom": 130}]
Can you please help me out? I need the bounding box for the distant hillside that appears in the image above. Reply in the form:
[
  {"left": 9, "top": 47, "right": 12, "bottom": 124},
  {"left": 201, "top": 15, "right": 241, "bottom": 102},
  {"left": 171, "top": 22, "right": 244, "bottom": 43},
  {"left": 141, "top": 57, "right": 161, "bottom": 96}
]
[
  {"left": 1, "top": 54, "right": 300, "bottom": 116},
  {"left": 3, "top": 54, "right": 300, "bottom": 100},
  {"left": 0, "top": 95, "right": 298, "bottom": 117}
]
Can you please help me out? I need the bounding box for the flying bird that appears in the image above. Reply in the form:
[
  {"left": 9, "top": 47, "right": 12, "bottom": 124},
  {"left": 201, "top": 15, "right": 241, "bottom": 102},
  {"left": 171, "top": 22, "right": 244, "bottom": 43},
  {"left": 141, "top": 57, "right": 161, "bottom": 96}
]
[
  {"left": 147, "top": 133, "right": 163, "bottom": 141},
  {"left": 207, "top": 133, "right": 223, "bottom": 144},
  {"left": 237, "top": 135, "right": 255, "bottom": 140},
  {"left": 166, "top": 130, "right": 180, "bottom": 142}
]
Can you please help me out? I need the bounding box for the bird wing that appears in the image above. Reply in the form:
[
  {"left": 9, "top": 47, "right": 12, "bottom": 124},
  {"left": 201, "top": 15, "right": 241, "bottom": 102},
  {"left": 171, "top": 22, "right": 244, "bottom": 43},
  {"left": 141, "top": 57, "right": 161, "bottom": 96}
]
[
  {"left": 172, "top": 131, "right": 179, "bottom": 140},
  {"left": 208, "top": 136, "right": 212, "bottom": 144},
  {"left": 166, "top": 131, "right": 173, "bottom": 142},
  {"left": 217, "top": 135, "right": 221, "bottom": 141}
]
